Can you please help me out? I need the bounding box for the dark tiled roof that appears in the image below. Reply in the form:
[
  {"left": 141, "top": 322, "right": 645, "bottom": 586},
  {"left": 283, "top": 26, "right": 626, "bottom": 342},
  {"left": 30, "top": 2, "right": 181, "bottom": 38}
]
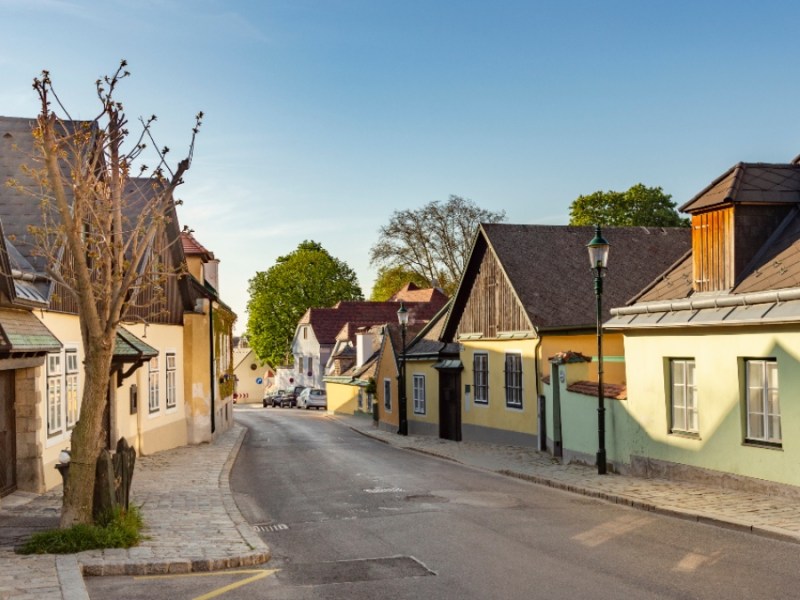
[
  {"left": 476, "top": 224, "right": 692, "bottom": 329},
  {"left": 114, "top": 327, "right": 158, "bottom": 360},
  {"left": 633, "top": 252, "right": 694, "bottom": 303},
  {"left": 680, "top": 163, "right": 800, "bottom": 213},
  {"left": 733, "top": 208, "right": 800, "bottom": 294},
  {"left": 567, "top": 380, "right": 627, "bottom": 400},
  {"left": 0, "top": 308, "right": 61, "bottom": 353}
]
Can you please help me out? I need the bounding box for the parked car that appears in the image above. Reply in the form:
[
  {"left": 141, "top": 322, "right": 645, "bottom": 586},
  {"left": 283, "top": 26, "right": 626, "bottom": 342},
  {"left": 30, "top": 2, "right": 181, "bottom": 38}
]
[
  {"left": 297, "top": 387, "right": 327, "bottom": 410},
  {"left": 281, "top": 385, "right": 305, "bottom": 408},
  {"left": 262, "top": 389, "right": 285, "bottom": 408}
]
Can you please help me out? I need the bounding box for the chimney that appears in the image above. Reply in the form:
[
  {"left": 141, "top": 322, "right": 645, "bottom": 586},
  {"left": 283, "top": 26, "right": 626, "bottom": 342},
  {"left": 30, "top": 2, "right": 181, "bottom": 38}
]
[
  {"left": 356, "top": 328, "right": 376, "bottom": 367},
  {"left": 203, "top": 259, "right": 220, "bottom": 292}
]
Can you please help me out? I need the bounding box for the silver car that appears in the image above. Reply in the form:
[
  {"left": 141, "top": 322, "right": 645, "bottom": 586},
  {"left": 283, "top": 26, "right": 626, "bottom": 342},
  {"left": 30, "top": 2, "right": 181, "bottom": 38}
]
[{"left": 297, "top": 387, "right": 327, "bottom": 410}]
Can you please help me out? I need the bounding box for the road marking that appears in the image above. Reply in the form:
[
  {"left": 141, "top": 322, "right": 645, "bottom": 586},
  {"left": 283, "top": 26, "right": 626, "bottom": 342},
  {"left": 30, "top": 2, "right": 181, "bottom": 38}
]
[
  {"left": 254, "top": 523, "right": 288, "bottom": 532},
  {"left": 134, "top": 569, "right": 278, "bottom": 600},
  {"left": 364, "top": 487, "right": 404, "bottom": 494}
]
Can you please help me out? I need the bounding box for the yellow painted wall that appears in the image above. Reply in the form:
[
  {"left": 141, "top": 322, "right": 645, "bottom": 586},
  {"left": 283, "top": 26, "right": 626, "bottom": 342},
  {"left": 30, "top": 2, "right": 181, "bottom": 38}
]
[
  {"left": 325, "top": 380, "right": 362, "bottom": 414},
  {"left": 376, "top": 338, "right": 399, "bottom": 429},
  {"left": 460, "top": 338, "right": 538, "bottom": 435},
  {"left": 183, "top": 310, "right": 212, "bottom": 444},
  {"left": 539, "top": 332, "right": 626, "bottom": 384},
  {"left": 233, "top": 349, "right": 268, "bottom": 404},
  {"left": 621, "top": 326, "right": 800, "bottom": 486},
  {"left": 35, "top": 313, "right": 187, "bottom": 491}
]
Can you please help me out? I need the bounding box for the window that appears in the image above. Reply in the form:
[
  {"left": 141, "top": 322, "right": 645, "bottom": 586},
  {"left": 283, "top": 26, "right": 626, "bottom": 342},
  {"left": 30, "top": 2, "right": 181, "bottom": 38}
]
[
  {"left": 746, "top": 359, "right": 780, "bottom": 444},
  {"left": 383, "top": 378, "right": 392, "bottom": 411},
  {"left": 148, "top": 356, "right": 160, "bottom": 413},
  {"left": 473, "top": 353, "right": 488, "bottom": 404},
  {"left": 65, "top": 350, "right": 79, "bottom": 429},
  {"left": 166, "top": 352, "right": 177, "bottom": 409},
  {"left": 504, "top": 353, "right": 522, "bottom": 408},
  {"left": 47, "top": 353, "right": 63, "bottom": 436},
  {"left": 307, "top": 356, "right": 313, "bottom": 377},
  {"left": 669, "top": 359, "right": 697, "bottom": 434},
  {"left": 413, "top": 374, "right": 426, "bottom": 415}
]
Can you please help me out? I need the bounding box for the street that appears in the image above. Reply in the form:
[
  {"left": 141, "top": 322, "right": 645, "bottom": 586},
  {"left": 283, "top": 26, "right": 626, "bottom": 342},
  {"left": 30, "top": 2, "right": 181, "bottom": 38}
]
[{"left": 87, "top": 407, "right": 800, "bottom": 599}]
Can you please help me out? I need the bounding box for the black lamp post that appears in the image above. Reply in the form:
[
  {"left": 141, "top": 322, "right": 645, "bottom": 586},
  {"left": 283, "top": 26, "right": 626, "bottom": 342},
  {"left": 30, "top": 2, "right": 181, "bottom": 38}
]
[
  {"left": 397, "top": 302, "right": 409, "bottom": 436},
  {"left": 587, "top": 225, "right": 610, "bottom": 475}
]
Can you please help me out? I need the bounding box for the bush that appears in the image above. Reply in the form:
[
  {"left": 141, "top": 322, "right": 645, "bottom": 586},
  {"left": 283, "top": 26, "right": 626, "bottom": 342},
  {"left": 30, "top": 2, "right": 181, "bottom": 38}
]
[{"left": 17, "top": 505, "right": 144, "bottom": 555}]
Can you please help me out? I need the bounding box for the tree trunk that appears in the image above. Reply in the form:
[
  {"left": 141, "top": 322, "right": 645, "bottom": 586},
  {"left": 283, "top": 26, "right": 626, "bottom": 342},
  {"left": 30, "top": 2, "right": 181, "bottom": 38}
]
[{"left": 60, "top": 336, "right": 115, "bottom": 527}]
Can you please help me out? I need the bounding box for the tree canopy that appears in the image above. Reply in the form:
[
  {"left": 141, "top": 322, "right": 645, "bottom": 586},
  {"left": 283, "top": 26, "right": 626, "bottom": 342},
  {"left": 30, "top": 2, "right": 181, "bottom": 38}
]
[
  {"left": 246, "top": 240, "right": 363, "bottom": 365},
  {"left": 568, "top": 184, "right": 689, "bottom": 227},
  {"left": 370, "top": 195, "right": 505, "bottom": 296},
  {"left": 369, "top": 265, "right": 431, "bottom": 301}
]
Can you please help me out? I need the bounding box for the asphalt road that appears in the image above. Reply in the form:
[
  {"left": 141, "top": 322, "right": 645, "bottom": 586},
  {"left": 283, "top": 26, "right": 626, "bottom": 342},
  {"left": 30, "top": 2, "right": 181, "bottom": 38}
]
[{"left": 87, "top": 407, "right": 800, "bottom": 599}]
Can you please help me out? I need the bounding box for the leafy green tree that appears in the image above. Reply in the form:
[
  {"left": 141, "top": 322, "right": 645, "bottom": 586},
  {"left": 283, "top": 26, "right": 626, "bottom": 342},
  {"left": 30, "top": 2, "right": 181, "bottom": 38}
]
[
  {"left": 568, "top": 184, "right": 689, "bottom": 227},
  {"left": 370, "top": 195, "right": 505, "bottom": 296},
  {"left": 369, "top": 265, "right": 431, "bottom": 301},
  {"left": 246, "top": 241, "right": 363, "bottom": 365}
]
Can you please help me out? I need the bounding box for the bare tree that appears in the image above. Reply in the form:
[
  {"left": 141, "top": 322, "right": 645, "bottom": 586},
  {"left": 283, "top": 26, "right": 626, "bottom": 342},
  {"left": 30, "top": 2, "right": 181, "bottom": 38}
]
[
  {"left": 20, "top": 62, "right": 201, "bottom": 526},
  {"left": 370, "top": 195, "right": 505, "bottom": 296}
]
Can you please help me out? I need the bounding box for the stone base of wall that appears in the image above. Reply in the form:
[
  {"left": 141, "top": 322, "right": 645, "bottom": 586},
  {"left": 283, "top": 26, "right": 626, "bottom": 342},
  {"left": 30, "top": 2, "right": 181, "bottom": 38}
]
[
  {"left": 629, "top": 455, "right": 800, "bottom": 500},
  {"left": 408, "top": 420, "right": 438, "bottom": 438},
  {"left": 462, "top": 423, "right": 537, "bottom": 448}
]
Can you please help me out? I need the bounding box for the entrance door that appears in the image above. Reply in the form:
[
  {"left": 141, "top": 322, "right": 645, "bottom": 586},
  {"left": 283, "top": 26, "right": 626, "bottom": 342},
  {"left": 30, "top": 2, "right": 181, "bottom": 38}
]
[
  {"left": 438, "top": 370, "right": 462, "bottom": 441},
  {"left": 0, "top": 371, "right": 16, "bottom": 497}
]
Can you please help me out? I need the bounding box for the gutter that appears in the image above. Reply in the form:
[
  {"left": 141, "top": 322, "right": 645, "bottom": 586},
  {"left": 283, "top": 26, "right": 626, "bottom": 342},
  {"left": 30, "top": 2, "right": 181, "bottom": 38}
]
[{"left": 610, "top": 288, "right": 800, "bottom": 317}]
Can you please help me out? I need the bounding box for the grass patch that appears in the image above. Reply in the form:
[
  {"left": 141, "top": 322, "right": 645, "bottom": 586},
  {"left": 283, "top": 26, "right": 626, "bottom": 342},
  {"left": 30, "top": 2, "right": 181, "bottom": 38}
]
[{"left": 17, "top": 505, "right": 144, "bottom": 555}]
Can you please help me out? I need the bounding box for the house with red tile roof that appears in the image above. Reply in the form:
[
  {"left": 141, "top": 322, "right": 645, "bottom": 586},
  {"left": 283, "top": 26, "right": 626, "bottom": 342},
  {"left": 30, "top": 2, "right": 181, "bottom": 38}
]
[{"left": 290, "top": 290, "right": 448, "bottom": 391}]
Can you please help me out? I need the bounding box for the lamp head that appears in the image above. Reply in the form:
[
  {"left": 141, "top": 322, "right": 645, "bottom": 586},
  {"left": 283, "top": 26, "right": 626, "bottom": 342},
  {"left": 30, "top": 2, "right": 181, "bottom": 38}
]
[
  {"left": 397, "top": 302, "right": 409, "bottom": 327},
  {"left": 587, "top": 225, "right": 610, "bottom": 274}
]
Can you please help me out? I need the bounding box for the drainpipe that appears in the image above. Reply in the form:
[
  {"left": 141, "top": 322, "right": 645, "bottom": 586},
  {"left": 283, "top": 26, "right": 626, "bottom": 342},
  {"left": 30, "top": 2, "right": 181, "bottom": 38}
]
[
  {"left": 531, "top": 330, "right": 544, "bottom": 452},
  {"left": 209, "top": 300, "right": 216, "bottom": 434}
]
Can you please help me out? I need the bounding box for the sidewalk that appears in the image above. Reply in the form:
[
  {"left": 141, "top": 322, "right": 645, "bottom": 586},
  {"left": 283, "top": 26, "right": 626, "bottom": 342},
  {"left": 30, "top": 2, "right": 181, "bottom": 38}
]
[
  {"left": 0, "top": 423, "right": 269, "bottom": 600},
  {"left": 3, "top": 412, "right": 800, "bottom": 600},
  {"left": 330, "top": 412, "right": 800, "bottom": 545}
]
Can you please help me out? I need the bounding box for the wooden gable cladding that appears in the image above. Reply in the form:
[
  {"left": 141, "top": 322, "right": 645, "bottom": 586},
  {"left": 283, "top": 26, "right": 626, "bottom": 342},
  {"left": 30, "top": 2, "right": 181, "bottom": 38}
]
[
  {"left": 455, "top": 245, "right": 530, "bottom": 339},
  {"left": 692, "top": 207, "right": 733, "bottom": 292},
  {"left": 48, "top": 226, "right": 184, "bottom": 325},
  {"left": 692, "top": 204, "right": 795, "bottom": 292}
]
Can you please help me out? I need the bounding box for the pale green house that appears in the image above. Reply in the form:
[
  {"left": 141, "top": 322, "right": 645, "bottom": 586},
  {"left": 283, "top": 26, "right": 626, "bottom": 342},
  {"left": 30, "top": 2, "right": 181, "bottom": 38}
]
[{"left": 605, "top": 159, "right": 800, "bottom": 491}]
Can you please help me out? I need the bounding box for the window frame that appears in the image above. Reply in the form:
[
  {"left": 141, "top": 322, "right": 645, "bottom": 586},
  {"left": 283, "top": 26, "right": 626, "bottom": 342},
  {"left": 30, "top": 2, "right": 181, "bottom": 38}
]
[
  {"left": 65, "top": 349, "right": 79, "bottom": 430},
  {"left": 165, "top": 352, "right": 177, "bottom": 410},
  {"left": 148, "top": 355, "right": 160, "bottom": 414},
  {"left": 669, "top": 358, "right": 698, "bottom": 435},
  {"left": 383, "top": 378, "right": 392, "bottom": 412},
  {"left": 46, "top": 352, "right": 63, "bottom": 437},
  {"left": 412, "top": 373, "right": 426, "bottom": 415},
  {"left": 473, "top": 352, "right": 489, "bottom": 405},
  {"left": 744, "top": 358, "right": 781, "bottom": 446},
  {"left": 504, "top": 352, "right": 523, "bottom": 409}
]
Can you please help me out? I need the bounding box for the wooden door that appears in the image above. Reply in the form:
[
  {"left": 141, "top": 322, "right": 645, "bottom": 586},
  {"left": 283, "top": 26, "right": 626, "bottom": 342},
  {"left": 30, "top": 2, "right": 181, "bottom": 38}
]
[
  {"left": 0, "top": 371, "right": 16, "bottom": 497},
  {"left": 438, "top": 370, "right": 462, "bottom": 442}
]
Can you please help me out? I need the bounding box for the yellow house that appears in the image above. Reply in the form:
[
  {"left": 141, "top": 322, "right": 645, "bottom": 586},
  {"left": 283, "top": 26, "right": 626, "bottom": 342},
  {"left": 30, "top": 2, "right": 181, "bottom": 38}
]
[
  {"left": 0, "top": 116, "right": 236, "bottom": 496},
  {"left": 440, "top": 224, "right": 691, "bottom": 452}
]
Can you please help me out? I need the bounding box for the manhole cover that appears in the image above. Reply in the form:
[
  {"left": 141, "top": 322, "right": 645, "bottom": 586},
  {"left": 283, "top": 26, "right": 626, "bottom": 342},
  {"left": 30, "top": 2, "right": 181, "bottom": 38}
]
[{"left": 276, "top": 556, "right": 435, "bottom": 586}]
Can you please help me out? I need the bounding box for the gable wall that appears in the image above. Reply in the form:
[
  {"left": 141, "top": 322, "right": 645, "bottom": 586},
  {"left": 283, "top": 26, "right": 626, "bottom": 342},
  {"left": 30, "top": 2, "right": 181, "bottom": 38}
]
[{"left": 455, "top": 249, "right": 530, "bottom": 338}]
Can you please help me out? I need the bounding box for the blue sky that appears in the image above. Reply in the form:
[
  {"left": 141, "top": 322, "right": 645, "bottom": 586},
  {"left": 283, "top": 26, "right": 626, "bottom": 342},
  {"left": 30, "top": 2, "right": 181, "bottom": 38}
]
[{"left": 2, "top": 1, "right": 800, "bottom": 332}]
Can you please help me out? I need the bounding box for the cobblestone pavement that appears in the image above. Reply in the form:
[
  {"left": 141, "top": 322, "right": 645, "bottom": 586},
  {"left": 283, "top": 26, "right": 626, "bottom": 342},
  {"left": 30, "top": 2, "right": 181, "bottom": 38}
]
[
  {"left": 4, "top": 408, "right": 800, "bottom": 599},
  {"left": 330, "top": 413, "right": 800, "bottom": 545},
  {"left": 0, "top": 423, "right": 269, "bottom": 600}
]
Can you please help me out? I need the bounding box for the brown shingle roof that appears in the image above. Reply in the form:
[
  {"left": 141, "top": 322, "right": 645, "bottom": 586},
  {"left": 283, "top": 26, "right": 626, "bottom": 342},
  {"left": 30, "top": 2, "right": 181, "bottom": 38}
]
[
  {"left": 390, "top": 283, "right": 449, "bottom": 305},
  {"left": 680, "top": 163, "right": 800, "bottom": 213},
  {"left": 466, "top": 224, "right": 692, "bottom": 330},
  {"left": 181, "top": 231, "right": 215, "bottom": 260}
]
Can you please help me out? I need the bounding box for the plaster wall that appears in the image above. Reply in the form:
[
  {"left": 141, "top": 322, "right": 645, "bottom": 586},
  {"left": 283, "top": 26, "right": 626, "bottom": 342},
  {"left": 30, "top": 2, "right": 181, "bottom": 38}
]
[{"left": 406, "top": 360, "right": 440, "bottom": 429}]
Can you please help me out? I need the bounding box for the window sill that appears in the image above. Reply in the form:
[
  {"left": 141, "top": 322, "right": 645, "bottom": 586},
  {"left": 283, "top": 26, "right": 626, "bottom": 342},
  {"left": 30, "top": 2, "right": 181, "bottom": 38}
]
[
  {"left": 669, "top": 430, "right": 700, "bottom": 440},
  {"left": 743, "top": 440, "right": 783, "bottom": 451}
]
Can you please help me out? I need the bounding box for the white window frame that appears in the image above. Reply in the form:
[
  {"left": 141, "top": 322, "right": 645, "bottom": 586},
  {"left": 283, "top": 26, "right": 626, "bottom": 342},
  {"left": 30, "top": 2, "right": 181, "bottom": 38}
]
[
  {"left": 383, "top": 378, "right": 392, "bottom": 412},
  {"left": 670, "top": 359, "right": 698, "bottom": 434},
  {"left": 47, "top": 352, "right": 63, "bottom": 436},
  {"left": 65, "top": 349, "right": 79, "bottom": 429},
  {"left": 148, "top": 355, "right": 160, "bottom": 413},
  {"left": 504, "top": 352, "right": 523, "bottom": 409},
  {"left": 413, "top": 374, "right": 426, "bottom": 415},
  {"left": 165, "top": 352, "right": 177, "bottom": 410},
  {"left": 745, "top": 359, "right": 781, "bottom": 445},
  {"left": 473, "top": 352, "right": 488, "bottom": 404}
]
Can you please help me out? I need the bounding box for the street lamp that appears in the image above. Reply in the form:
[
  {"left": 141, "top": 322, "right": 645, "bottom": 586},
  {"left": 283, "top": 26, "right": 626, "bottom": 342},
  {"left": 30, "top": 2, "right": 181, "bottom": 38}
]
[
  {"left": 587, "top": 225, "right": 610, "bottom": 475},
  {"left": 397, "top": 302, "right": 409, "bottom": 436}
]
